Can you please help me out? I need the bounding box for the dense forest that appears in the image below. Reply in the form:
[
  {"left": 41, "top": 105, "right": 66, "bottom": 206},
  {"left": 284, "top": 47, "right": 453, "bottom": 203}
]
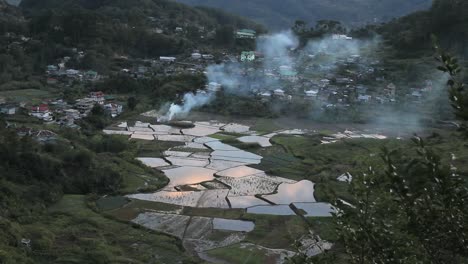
[
  {"left": 0, "top": 0, "right": 262, "bottom": 83},
  {"left": 377, "top": 0, "right": 468, "bottom": 58}
]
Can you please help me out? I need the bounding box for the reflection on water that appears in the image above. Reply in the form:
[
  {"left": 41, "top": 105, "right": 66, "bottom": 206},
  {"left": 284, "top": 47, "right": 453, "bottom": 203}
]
[
  {"left": 206, "top": 160, "right": 250, "bottom": 171},
  {"left": 292, "top": 202, "right": 336, "bottom": 217},
  {"left": 137, "top": 157, "right": 170, "bottom": 168},
  {"left": 166, "top": 157, "right": 209, "bottom": 167},
  {"left": 205, "top": 141, "right": 240, "bottom": 151},
  {"left": 216, "top": 166, "right": 264, "bottom": 178},
  {"left": 182, "top": 125, "right": 220, "bottom": 137},
  {"left": 247, "top": 205, "right": 296, "bottom": 215},
  {"left": 211, "top": 150, "right": 262, "bottom": 161},
  {"left": 164, "top": 166, "right": 216, "bottom": 186},
  {"left": 262, "top": 180, "right": 316, "bottom": 204},
  {"left": 213, "top": 218, "right": 255, "bottom": 232},
  {"left": 125, "top": 121, "right": 329, "bottom": 215},
  {"left": 228, "top": 196, "right": 270, "bottom": 208}
]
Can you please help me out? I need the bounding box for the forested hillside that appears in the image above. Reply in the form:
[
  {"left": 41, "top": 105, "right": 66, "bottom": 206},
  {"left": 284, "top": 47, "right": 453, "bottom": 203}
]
[
  {"left": 377, "top": 0, "right": 468, "bottom": 58},
  {"left": 0, "top": 1, "right": 261, "bottom": 262},
  {"left": 0, "top": 0, "right": 261, "bottom": 84},
  {"left": 175, "top": 0, "right": 432, "bottom": 29}
]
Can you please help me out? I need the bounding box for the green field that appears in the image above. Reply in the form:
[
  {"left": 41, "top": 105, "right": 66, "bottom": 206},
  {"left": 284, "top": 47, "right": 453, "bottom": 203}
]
[
  {"left": 206, "top": 244, "right": 281, "bottom": 264},
  {"left": 0, "top": 88, "right": 56, "bottom": 104},
  {"left": 18, "top": 195, "right": 196, "bottom": 264}
]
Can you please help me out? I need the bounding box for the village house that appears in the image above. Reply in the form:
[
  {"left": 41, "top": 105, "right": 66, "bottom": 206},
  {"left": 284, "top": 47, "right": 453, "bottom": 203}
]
[
  {"left": 332, "top": 34, "right": 353, "bottom": 40},
  {"left": 84, "top": 70, "right": 100, "bottom": 81},
  {"left": 75, "top": 98, "right": 95, "bottom": 113},
  {"left": 305, "top": 90, "right": 319, "bottom": 99},
  {"left": 0, "top": 104, "right": 17, "bottom": 115},
  {"left": 386, "top": 83, "right": 396, "bottom": 98},
  {"left": 30, "top": 104, "right": 53, "bottom": 122},
  {"left": 153, "top": 28, "right": 164, "bottom": 34},
  {"left": 358, "top": 95, "right": 372, "bottom": 103},
  {"left": 64, "top": 69, "right": 82, "bottom": 81},
  {"left": 64, "top": 109, "right": 81, "bottom": 120},
  {"left": 89, "top": 91, "right": 105, "bottom": 105},
  {"left": 336, "top": 77, "right": 354, "bottom": 85},
  {"left": 241, "top": 51, "right": 255, "bottom": 62},
  {"left": 191, "top": 53, "right": 202, "bottom": 60},
  {"left": 47, "top": 65, "right": 58, "bottom": 74},
  {"left": 202, "top": 54, "right": 214, "bottom": 60},
  {"left": 33, "top": 130, "right": 58, "bottom": 143},
  {"left": 320, "top": 79, "right": 330, "bottom": 87},
  {"left": 259, "top": 92, "right": 272, "bottom": 101},
  {"left": 104, "top": 103, "right": 123, "bottom": 118},
  {"left": 411, "top": 90, "right": 423, "bottom": 101},
  {"left": 207, "top": 82, "right": 222, "bottom": 92},
  {"left": 16, "top": 127, "right": 32, "bottom": 137},
  {"left": 236, "top": 29, "right": 256, "bottom": 39},
  {"left": 160, "top": 56, "right": 176, "bottom": 63},
  {"left": 274, "top": 89, "right": 286, "bottom": 97}
]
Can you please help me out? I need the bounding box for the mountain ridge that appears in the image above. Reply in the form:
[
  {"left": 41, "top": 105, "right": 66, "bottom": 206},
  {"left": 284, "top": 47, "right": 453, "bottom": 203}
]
[{"left": 174, "top": 0, "right": 432, "bottom": 29}]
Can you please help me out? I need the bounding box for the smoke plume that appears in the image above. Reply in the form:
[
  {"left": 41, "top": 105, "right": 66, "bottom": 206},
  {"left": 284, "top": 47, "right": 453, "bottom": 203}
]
[{"left": 158, "top": 92, "right": 214, "bottom": 122}]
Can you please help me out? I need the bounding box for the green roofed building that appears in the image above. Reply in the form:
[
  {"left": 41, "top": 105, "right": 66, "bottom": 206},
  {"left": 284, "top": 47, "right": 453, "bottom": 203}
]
[
  {"left": 241, "top": 51, "right": 256, "bottom": 62},
  {"left": 236, "top": 29, "right": 256, "bottom": 39}
]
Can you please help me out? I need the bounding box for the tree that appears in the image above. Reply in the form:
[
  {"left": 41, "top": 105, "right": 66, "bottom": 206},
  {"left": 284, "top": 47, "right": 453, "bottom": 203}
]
[
  {"left": 434, "top": 38, "right": 468, "bottom": 134},
  {"left": 127, "top": 96, "right": 137, "bottom": 111},
  {"left": 215, "top": 25, "right": 235, "bottom": 47},
  {"left": 293, "top": 20, "right": 307, "bottom": 34},
  {"left": 315, "top": 20, "right": 346, "bottom": 35},
  {"left": 82, "top": 104, "right": 109, "bottom": 130}
]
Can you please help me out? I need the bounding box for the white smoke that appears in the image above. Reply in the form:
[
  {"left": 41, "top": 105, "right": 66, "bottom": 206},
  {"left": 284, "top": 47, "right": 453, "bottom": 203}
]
[
  {"left": 257, "top": 31, "right": 299, "bottom": 69},
  {"left": 156, "top": 31, "right": 384, "bottom": 121},
  {"left": 158, "top": 91, "right": 214, "bottom": 122}
]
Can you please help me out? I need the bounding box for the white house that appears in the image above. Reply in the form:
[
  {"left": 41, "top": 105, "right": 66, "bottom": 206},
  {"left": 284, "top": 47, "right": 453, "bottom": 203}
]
[
  {"left": 160, "top": 56, "right": 176, "bottom": 63},
  {"left": 66, "top": 69, "right": 80, "bottom": 77},
  {"left": 236, "top": 29, "right": 256, "bottom": 39},
  {"left": 89, "top": 91, "right": 105, "bottom": 105},
  {"left": 64, "top": 109, "right": 81, "bottom": 120},
  {"left": 202, "top": 54, "right": 214, "bottom": 60},
  {"left": 358, "top": 95, "right": 371, "bottom": 103},
  {"left": 259, "top": 92, "right": 272, "bottom": 101},
  {"left": 332, "top": 34, "right": 353, "bottom": 40},
  {"left": 104, "top": 103, "right": 123, "bottom": 118},
  {"left": 191, "top": 53, "right": 202, "bottom": 60},
  {"left": 274, "top": 89, "right": 285, "bottom": 97},
  {"left": 305, "top": 90, "right": 319, "bottom": 98},
  {"left": 207, "top": 82, "right": 222, "bottom": 92},
  {"left": 0, "top": 104, "right": 17, "bottom": 115}
]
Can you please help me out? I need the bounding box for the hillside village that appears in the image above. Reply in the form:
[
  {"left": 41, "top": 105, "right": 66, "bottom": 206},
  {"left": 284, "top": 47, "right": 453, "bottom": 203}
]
[
  {"left": 1, "top": 0, "right": 468, "bottom": 263},
  {"left": 1, "top": 26, "right": 435, "bottom": 135}
]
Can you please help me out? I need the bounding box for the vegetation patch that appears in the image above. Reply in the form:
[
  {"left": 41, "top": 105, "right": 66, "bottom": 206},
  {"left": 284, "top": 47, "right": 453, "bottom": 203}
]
[
  {"left": 243, "top": 214, "right": 309, "bottom": 250},
  {"left": 26, "top": 195, "right": 195, "bottom": 264},
  {"left": 206, "top": 243, "right": 280, "bottom": 264},
  {"left": 181, "top": 207, "right": 245, "bottom": 220}
]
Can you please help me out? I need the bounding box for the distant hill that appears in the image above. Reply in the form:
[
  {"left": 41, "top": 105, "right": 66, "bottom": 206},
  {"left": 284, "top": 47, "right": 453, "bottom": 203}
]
[
  {"left": 174, "top": 0, "right": 432, "bottom": 29},
  {"left": 377, "top": 0, "right": 468, "bottom": 58},
  {"left": 5, "top": 0, "right": 21, "bottom": 6},
  {"left": 17, "top": 0, "right": 262, "bottom": 58}
]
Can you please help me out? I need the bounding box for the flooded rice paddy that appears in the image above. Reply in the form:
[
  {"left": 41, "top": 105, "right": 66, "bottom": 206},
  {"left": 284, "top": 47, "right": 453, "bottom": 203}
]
[
  {"left": 103, "top": 119, "right": 387, "bottom": 262},
  {"left": 108, "top": 120, "right": 336, "bottom": 213}
]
